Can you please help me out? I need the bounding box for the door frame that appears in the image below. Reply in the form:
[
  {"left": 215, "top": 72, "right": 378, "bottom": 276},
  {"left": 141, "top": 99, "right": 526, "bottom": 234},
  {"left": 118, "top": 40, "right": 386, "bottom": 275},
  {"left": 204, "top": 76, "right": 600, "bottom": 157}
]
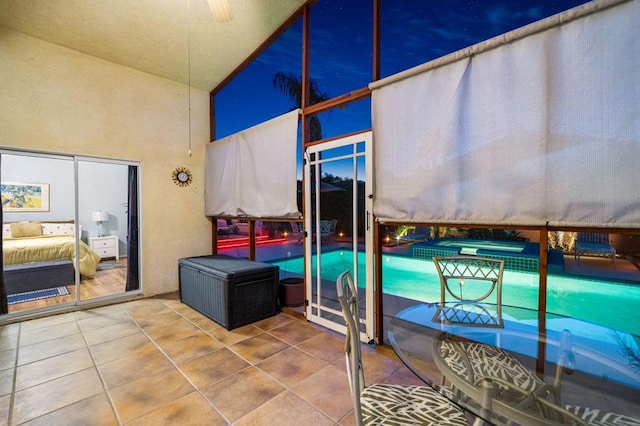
[{"left": 303, "top": 131, "right": 374, "bottom": 342}]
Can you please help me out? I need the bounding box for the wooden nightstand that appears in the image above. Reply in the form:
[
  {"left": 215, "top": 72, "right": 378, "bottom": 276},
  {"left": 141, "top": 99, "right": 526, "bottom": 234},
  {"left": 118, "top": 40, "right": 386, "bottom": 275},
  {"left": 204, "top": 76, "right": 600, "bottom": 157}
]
[{"left": 89, "top": 236, "right": 119, "bottom": 260}]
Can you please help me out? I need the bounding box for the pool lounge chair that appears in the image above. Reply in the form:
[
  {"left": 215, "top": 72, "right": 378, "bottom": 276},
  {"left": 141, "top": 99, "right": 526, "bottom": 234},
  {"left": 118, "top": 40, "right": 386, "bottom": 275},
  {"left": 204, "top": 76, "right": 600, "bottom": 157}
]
[{"left": 574, "top": 233, "right": 616, "bottom": 269}]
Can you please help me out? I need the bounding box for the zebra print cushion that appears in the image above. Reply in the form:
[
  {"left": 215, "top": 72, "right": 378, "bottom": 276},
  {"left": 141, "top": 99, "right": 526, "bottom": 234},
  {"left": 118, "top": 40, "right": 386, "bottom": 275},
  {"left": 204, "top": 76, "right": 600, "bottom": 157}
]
[
  {"left": 565, "top": 405, "right": 640, "bottom": 426},
  {"left": 360, "top": 383, "right": 468, "bottom": 425},
  {"left": 440, "top": 339, "right": 546, "bottom": 394}
]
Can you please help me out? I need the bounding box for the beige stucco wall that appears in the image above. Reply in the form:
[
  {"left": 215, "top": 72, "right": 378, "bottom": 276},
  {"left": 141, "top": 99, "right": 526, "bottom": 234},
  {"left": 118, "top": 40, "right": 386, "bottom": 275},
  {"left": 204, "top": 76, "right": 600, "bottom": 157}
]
[{"left": 0, "top": 27, "right": 212, "bottom": 296}]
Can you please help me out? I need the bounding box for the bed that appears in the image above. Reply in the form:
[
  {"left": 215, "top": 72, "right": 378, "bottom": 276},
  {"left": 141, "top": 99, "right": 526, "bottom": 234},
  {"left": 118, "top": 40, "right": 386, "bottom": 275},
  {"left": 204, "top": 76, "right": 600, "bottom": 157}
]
[{"left": 2, "top": 221, "right": 102, "bottom": 278}]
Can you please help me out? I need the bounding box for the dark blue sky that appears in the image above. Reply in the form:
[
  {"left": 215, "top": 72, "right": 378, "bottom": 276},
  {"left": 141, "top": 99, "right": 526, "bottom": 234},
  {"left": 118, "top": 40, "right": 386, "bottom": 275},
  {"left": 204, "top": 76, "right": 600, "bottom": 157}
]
[{"left": 216, "top": 0, "right": 590, "bottom": 141}]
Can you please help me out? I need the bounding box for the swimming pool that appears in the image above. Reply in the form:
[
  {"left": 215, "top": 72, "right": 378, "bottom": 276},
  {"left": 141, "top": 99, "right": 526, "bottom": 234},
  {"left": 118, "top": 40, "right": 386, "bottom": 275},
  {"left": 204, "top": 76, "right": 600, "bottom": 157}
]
[
  {"left": 272, "top": 251, "right": 640, "bottom": 337},
  {"left": 417, "top": 238, "right": 529, "bottom": 253},
  {"left": 410, "top": 238, "right": 552, "bottom": 273}
]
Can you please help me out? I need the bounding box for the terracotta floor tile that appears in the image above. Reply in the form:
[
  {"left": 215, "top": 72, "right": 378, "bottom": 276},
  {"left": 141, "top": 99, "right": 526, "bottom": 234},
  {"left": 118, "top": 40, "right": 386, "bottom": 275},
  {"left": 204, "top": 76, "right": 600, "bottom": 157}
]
[
  {"left": 339, "top": 409, "right": 358, "bottom": 426},
  {"left": 178, "top": 348, "right": 248, "bottom": 389},
  {"left": 76, "top": 309, "right": 132, "bottom": 332},
  {"left": 0, "top": 323, "right": 19, "bottom": 337},
  {"left": 82, "top": 320, "right": 142, "bottom": 346},
  {"left": 133, "top": 309, "right": 183, "bottom": 329},
  {"left": 256, "top": 347, "right": 328, "bottom": 387},
  {"left": 143, "top": 318, "right": 200, "bottom": 344},
  {"left": 291, "top": 364, "right": 353, "bottom": 421},
  {"left": 98, "top": 344, "right": 174, "bottom": 388},
  {"left": 158, "top": 331, "right": 224, "bottom": 364},
  {"left": 296, "top": 330, "right": 345, "bottom": 363},
  {"left": 201, "top": 366, "right": 285, "bottom": 422},
  {"left": 127, "top": 391, "right": 227, "bottom": 426},
  {"left": 89, "top": 333, "right": 153, "bottom": 365},
  {"left": 15, "top": 347, "right": 94, "bottom": 390},
  {"left": 0, "top": 369, "right": 13, "bottom": 397},
  {"left": 383, "top": 363, "right": 427, "bottom": 386},
  {"left": 0, "top": 333, "right": 18, "bottom": 352},
  {"left": 252, "top": 312, "right": 296, "bottom": 331},
  {"left": 121, "top": 301, "right": 174, "bottom": 320},
  {"left": 1, "top": 294, "right": 425, "bottom": 425},
  {"left": 360, "top": 345, "right": 404, "bottom": 384},
  {"left": 167, "top": 300, "right": 204, "bottom": 319},
  {"left": 20, "top": 312, "right": 76, "bottom": 332},
  {"left": 19, "top": 321, "right": 80, "bottom": 346},
  {"left": 183, "top": 313, "right": 221, "bottom": 330},
  {"left": 267, "top": 320, "right": 323, "bottom": 346},
  {"left": 12, "top": 368, "right": 104, "bottom": 424},
  {"left": 234, "top": 390, "right": 334, "bottom": 426},
  {"left": 206, "top": 323, "right": 262, "bottom": 346},
  {"left": 0, "top": 394, "right": 10, "bottom": 425},
  {"left": 74, "top": 303, "right": 124, "bottom": 320},
  {"left": 20, "top": 392, "right": 118, "bottom": 426},
  {"left": 231, "top": 333, "right": 291, "bottom": 364},
  {"left": 109, "top": 368, "right": 194, "bottom": 424},
  {"left": 0, "top": 349, "right": 16, "bottom": 372},
  {"left": 17, "top": 333, "right": 86, "bottom": 366}
]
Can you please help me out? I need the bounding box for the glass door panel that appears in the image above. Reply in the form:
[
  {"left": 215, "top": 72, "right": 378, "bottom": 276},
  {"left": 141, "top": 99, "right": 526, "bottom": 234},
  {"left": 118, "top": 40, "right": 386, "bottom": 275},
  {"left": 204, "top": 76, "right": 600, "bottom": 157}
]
[
  {"left": 77, "top": 160, "right": 132, "bottom": 301},
  {"left": 304, "top": 132, "right": 373, "bottom": 339},
  {"left": 1, "top": 153, "right": 76, "bottom": 313}
]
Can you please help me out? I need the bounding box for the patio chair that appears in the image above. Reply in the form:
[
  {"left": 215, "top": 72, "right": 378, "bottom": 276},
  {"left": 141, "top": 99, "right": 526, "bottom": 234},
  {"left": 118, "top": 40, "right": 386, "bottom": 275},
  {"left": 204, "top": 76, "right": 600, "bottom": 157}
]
[
  {"left": 432, "top": 256, "right": 505, "bottom": 327},
  {"left": 319, "top": 220, "right": 332, "bottom": 241},
  {"left": 216, "top": 219, "right": 231, "bottom": 237},
  {"left": 289, "top": 221, "right": 304, "bottom": 242},
  {"left": 336, "top": 270, "right": 468, "bottom": 426},
  {"left": 433, "top": 333, "right": 571, "bottom": 425},
  {"left": 329, "top": 219, "right": 337, "bottom": 237},
  {"left": 574, "top": 232, "right": 616, "bottom": 269}
]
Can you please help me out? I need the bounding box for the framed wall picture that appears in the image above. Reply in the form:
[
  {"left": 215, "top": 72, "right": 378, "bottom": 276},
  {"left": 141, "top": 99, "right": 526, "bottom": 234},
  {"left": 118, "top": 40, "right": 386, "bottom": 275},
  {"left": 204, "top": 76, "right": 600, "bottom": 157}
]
[{"left": 1, "top": 182, "right": 50, "bottom": 212}]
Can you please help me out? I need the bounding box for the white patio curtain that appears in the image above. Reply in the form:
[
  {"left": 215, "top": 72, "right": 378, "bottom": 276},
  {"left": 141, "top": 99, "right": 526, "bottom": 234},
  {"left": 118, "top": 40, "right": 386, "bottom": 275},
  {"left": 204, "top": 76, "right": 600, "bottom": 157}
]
[
  {"left": 205, "top": 109, "right": 301, "bottom": 218},
  {"left": 371, "top": 0, "right": 640, "bottom": 228}
]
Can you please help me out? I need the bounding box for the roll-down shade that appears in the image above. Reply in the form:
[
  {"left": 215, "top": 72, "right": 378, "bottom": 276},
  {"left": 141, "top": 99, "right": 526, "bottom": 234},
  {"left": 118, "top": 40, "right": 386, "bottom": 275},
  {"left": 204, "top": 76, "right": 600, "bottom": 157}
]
[
  {"left": 205, "top": 109, "right": 301, "bottom": 218},
  {"left": 371, "top": 0, "right": 640, "bottom": 228}
]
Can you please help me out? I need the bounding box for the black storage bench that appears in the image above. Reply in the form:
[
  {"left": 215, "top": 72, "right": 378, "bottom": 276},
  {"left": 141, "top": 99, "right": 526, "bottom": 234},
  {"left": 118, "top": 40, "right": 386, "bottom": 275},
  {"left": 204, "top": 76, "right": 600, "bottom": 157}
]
[
  {"left": 4, "top": 260, "right": 74, "bottom": 295},
  {"left": 178, "top": 255, "right": 279, "bottom": 330}
]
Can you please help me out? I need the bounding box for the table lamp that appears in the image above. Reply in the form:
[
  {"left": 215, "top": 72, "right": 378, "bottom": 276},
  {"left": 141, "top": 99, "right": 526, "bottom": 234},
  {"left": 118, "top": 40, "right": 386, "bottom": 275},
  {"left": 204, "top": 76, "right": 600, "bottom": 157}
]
[{"left": 92, "top": 211, "right": 109, "bottom": 237}]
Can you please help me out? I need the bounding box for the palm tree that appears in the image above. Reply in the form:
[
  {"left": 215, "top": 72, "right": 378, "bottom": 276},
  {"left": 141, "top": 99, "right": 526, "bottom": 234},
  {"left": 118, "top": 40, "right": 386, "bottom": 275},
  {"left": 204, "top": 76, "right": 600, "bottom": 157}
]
[{"left": 272, "top": 71, "right": 329, "bottom": 141}]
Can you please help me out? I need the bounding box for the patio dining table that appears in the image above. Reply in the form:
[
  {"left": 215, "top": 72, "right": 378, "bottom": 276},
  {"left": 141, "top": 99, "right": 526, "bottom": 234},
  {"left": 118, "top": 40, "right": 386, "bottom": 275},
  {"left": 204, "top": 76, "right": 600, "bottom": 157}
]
[{"left": 388, "top": 302, "right": 640, "bottom": 425}]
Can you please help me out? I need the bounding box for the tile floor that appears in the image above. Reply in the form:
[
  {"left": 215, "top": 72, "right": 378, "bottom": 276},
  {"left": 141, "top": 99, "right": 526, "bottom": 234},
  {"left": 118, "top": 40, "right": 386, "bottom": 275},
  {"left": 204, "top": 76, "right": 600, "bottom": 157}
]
[{"left": 0, "top": 293, "right": 427, "bottom": 425}]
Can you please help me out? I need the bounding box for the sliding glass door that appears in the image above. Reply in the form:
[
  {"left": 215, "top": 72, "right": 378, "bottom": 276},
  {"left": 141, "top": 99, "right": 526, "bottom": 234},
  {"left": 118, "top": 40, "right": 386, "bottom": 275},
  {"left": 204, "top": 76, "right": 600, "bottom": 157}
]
[
  {"left": 1, "top": 150, "right": 141, "bottom": 316},
  {"left": 77, "top": 159, "right": 135, "bottom": 302}
]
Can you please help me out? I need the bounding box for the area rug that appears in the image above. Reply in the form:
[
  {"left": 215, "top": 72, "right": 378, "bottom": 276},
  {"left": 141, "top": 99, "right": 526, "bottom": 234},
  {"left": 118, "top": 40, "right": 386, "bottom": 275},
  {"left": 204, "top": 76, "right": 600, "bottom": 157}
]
[{"left": 8, "top": 286, "right": 70, "bottom": 305}]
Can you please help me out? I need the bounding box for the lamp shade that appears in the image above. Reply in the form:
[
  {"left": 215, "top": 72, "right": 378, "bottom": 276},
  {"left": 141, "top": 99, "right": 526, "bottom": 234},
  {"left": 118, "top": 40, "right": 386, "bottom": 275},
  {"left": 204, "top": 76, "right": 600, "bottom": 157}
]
[{"left": 92, "top": 211, "right": 109, "bottom": 222}]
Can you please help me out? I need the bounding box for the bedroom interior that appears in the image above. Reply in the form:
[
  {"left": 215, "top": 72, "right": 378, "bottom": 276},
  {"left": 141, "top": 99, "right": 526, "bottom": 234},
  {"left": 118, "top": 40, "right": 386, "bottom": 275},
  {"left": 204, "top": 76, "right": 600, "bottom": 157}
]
[{"left": 1, "top": 153, "right": 139, "bottom": 314}]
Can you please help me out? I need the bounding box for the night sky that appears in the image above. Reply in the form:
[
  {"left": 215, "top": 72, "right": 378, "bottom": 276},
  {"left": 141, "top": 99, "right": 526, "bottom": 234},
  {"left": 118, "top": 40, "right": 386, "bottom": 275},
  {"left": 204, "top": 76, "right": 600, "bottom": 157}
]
[{"left": 216, "top": 0, "right": 591, "bottom": 163}]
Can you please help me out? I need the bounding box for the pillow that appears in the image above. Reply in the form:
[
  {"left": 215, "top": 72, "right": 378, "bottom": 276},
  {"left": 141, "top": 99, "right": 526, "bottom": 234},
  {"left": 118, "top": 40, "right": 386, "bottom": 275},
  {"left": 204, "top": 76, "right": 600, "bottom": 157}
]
[{"left": 10, "top": 222, "right": 43, "bottom": 238}]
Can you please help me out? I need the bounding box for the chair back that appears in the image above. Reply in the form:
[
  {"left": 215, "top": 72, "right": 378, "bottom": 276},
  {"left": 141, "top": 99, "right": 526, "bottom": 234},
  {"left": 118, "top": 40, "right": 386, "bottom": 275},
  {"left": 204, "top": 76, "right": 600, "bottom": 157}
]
[
  {"left": 289, "top": 221, "right": 301, "bottom": 234},
  {"left": 336, "top": 270, "right": 365, "bottom": 426},
  {"left": 319, "top": 220, "right": 332, "bottom": 237},
  {"left": 329, "top": 219, "right": 338, "bottom": 235},
  {"left": 433, "top": 256, "right": 505, "bottom": 326}
]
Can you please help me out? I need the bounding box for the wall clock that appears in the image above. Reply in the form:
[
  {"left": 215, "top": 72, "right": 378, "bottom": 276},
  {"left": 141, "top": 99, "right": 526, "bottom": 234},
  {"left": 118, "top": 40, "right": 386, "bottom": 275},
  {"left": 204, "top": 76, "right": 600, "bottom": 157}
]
[{"left": 172, "top": 167, "right": 192, "bottom": 187}]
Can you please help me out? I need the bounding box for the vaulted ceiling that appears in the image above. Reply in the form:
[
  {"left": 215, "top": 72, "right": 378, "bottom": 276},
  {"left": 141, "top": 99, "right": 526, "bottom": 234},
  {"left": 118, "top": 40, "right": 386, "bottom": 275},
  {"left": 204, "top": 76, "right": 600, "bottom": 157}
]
[{"left": 0, "top": 0, "right": 307, "bottom": 91}]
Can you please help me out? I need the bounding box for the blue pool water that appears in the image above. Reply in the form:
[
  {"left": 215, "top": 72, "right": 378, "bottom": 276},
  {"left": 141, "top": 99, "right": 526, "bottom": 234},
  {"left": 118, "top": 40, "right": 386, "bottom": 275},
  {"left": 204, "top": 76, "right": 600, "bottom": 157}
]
[{"left": 272, "top": 251, "right": 640, "bottom": 337}]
